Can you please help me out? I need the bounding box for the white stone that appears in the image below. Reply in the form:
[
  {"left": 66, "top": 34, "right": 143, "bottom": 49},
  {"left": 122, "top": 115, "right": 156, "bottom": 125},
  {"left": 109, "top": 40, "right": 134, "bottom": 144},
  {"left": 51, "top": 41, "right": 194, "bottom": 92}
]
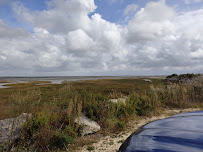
[
  {"left": 109, "top": 98, "right": 127, "bottom": 104},
  {"left": 144, "top": 79, "right": 152, "bottom": 82},
  {"left": 74, "top": 115, "right": 101, "bottom": 136}
]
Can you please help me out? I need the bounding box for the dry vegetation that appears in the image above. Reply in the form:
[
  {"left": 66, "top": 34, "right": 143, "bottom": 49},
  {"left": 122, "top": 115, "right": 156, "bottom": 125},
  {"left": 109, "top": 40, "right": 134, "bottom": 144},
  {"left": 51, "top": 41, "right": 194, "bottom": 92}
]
[
  {"left": 0, "top": 75, "right": 203, "bottom": 151},
  {"left": 0, "top": 81, "right": 10, "bottom": 83}
]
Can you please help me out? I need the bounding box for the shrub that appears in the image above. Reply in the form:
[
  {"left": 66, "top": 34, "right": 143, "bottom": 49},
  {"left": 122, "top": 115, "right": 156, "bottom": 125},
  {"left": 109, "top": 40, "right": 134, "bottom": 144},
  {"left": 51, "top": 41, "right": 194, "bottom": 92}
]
[
  {"left": 115, "top": 101, "right": 128, "bottom": 118},
  {"left": 87, "top": 145, "right": 94, "bottom": 151},
  {"left": 104, "top": 118, "right": 118, "bottom": 130},
  {"left": 117, "top": 121, "right": 126, "bottom": 129},
  {"left": 19, "top": 108, "right": 78, "bottom": 150},
  {"left": 127, "top": 93, "right": 155, "bottom": 116},
  {"left": 64, "top": 126, "right": 77, "bottom": 138},
  {"left": 50, "top": 129, "right": 74, "bottom": 149}
]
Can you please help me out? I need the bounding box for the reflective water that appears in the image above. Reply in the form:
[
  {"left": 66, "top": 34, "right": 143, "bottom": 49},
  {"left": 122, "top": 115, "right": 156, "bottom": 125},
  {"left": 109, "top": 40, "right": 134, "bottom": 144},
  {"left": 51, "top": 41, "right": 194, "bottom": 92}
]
[
  {"left": 0, "top": 76, "right": 139, "bottom": 89},
  {"left": 0, "top": 83, "right": 10, "bottom": 88}
]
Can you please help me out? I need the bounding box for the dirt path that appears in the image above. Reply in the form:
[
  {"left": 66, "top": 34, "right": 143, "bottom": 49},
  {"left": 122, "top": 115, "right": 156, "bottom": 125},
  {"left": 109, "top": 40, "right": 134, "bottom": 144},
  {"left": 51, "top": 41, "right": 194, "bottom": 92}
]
[{"left": 75, "top": 108, "right": 200, "bottom": 152}]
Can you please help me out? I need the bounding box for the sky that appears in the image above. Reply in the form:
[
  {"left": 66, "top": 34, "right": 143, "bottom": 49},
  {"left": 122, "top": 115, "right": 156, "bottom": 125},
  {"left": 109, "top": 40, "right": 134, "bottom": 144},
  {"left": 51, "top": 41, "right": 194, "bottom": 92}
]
[{"left": 0, "top": 0, "right": 203, "bottom": 76}]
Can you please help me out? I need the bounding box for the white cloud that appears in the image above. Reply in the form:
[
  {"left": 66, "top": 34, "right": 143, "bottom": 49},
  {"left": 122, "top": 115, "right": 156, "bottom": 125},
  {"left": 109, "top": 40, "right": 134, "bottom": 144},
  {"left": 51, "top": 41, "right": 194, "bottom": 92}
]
[
  {"left": 185, "top": 0, "right": 203, "bottom": 4},
  {"left": 12, "top": 0, "right": 97, "bottom": 34},
  {"left": 67, "top": 29, "right": 94, "bottom": 52},
  {"left": 0, "top": 0, "right": 203, "bottom": 76},
  {"left": 127, "top": 0, "right": 176, "bottom": 41},
  {"left": 0, "top": 19, "right": 29, "bottom": 38},
  {"left": 0, "top": 55, "right": 6, "bottom": 60},
  {"left": 191, "top": 48, "right": 203, "bottom": 58},
  {"left": 124, "top": 4, "right": 138, "bottom": 15}
]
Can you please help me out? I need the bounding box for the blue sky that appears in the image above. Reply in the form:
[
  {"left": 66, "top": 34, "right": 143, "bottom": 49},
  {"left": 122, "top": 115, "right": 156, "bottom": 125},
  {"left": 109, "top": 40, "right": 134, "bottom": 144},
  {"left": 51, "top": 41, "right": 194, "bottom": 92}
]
[
  {"left": 0, "top": 0, "right": 203, "bottom": 76},
  {"left": 1, "top": 0, "right": 202, "bottom": 28}
]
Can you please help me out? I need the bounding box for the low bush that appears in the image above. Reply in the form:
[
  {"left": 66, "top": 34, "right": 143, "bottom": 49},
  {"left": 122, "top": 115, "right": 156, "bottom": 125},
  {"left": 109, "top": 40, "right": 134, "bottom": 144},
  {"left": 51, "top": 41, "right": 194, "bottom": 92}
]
[{"left": 117, "top": 121, "right": 126, "bottom": 129}]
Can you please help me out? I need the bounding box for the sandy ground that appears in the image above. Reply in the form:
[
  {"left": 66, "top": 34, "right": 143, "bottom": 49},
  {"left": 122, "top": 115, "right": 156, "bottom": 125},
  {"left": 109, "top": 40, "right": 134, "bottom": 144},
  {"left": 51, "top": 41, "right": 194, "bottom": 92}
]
[{"left": 75, "top": 108, "right": 200, "bottom": 152}]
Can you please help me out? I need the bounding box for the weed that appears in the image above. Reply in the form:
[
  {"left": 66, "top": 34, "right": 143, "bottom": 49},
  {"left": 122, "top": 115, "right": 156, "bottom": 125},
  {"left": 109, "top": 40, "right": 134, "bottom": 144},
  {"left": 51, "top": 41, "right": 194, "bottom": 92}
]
[
  {"left": 117, "top": 140, "right": 124, "bottom": 143},
  {"left": 109, "top": 141, "right": 114, "bottom": 145},
  {"left": 117, "top": 121, "right": 126, "bottom": 129},
  {"left": 87, "top": 145, "right": 94, "bottom": 151}
]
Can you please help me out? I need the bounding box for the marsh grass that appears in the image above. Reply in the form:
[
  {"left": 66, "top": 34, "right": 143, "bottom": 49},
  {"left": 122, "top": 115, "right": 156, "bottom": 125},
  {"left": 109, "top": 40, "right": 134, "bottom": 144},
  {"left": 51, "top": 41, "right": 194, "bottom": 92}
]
[
  {"left": 0, "top": 77, "right": 203, "bottom": 151},
  {"left": 3, "top": 81, "right": 52, "bottom": 88},
  {"left": 0, "top": 81, "right": 10, "bottom": 83}
]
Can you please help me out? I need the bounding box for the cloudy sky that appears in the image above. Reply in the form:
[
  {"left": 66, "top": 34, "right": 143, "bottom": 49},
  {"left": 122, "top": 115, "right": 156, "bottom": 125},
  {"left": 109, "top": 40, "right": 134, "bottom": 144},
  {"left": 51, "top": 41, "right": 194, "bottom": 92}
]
[{"left": 0, "top": 0, "right": 203, "bottom": 76}]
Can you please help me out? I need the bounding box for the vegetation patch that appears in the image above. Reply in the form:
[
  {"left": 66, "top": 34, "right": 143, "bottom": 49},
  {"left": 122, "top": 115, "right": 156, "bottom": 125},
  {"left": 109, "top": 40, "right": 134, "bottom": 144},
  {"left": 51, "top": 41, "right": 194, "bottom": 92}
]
[
  {"left": 0, "top": 75, "right": 203, "bottom": 151},
  {"left": 0, "top": 81, "right": 10, "bottom": 83},
  {"left": 4, "top": 81, "right": 51, "bottom": 87},
  {"left": 87, "top": 145, "right": 95, "bottom": 151}
]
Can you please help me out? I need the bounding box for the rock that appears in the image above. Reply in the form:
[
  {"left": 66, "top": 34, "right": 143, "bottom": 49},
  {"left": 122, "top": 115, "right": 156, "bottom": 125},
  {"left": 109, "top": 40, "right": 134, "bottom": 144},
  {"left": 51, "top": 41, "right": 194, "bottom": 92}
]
[
  {"left": 109, "top": 97, "right": 127, "bottom": 104},
  {"left": 74, "top": 115, "right": 100, "bottom": 136},
  {"left": 0, "top": 113, "right": 31, "bottom": 143},
  {"left": 144, "top": 79, "right": 152, "bottom": 82}
]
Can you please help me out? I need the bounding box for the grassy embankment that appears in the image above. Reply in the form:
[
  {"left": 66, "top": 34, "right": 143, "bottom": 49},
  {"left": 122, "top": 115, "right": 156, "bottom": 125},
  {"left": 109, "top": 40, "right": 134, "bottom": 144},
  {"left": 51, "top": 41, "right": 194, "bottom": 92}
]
[{"left": 0, "top": 75, "right": 203, "bottom": 151}]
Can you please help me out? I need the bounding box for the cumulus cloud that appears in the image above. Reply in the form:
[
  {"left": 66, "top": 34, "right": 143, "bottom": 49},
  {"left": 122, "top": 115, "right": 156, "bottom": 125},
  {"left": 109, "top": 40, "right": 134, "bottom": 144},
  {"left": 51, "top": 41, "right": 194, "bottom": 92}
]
[
  {"left": 12, "top": 0, "right": 97, "bottom": 34},
  {"left": 124, "top": 4, "right": 138, "bottom": 15},
  {"left": 67, "top": 29, "right": 94, "bottom": 53},
  {"left": 0, "top": 0, "right": 203, "bottom": 76},
  {"left": 0, "top": 19, "right": 29, "bottom": 38},
  {"left": 127, "top": 0, "right": 176, "bottom": 41}
]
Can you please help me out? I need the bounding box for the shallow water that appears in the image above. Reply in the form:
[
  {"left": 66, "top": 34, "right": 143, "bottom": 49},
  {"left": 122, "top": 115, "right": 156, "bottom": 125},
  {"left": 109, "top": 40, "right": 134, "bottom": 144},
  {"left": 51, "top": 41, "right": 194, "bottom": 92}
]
[
  {"left": 0, "top": 81, "right": 28, "bottom": 89},
  {"left": 0, "top": 83, "right": 10, "bottom": 88},
  {"left": 0, "top": 76, "right": 139, "bottom": 89}
]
